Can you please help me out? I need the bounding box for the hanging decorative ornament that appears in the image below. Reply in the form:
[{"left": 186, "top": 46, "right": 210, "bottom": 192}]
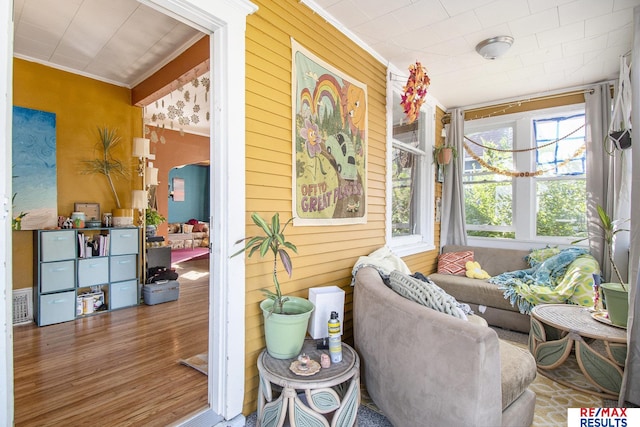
[{"left": 401, "top": 61, "right": 431, "bottom": 124}]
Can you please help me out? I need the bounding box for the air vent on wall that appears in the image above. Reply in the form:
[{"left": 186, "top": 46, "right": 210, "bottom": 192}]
[{"left": 13, "top": 288, "right": 33, "bottom": 325}]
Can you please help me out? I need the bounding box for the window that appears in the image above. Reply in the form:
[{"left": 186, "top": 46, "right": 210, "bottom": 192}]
[
  {"left": 534, "top": 114, "right": 586, "bottom": 237},
  {"left": 464, "top": 123, "right": 515, "bottom": 238},
  {"left": 463, "top": 105, "right": 586, "bottom": 244},
  {"left": 387, "top": 89, "right": 435, "bottom": 255}
]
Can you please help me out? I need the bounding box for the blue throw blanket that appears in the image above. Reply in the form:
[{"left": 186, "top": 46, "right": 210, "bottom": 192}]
[{"left": 488, "top": 247, "right": 591, "bottom": 314}]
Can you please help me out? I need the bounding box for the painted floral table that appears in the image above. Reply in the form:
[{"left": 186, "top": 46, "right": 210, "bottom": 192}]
[
  {"left": 256, "top": 340, "right": 360, "bottom": 427},
  {"left": 529, "top": 304, "right": 627, "bottom": 399}
]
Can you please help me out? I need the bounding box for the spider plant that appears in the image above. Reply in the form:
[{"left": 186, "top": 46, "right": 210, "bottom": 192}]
[{"left": 80, "top": 127, "right": 129, "bottom": 208}]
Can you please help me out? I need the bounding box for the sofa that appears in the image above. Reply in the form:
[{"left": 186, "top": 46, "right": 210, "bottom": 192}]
[
  {"left": 429, "top": 245, "right": 599, "bottom": 334},
  {"left": 166, "top": 221, "right": 209, "bottom": 249},
  {"left": 353, "top": 266, "right": 537, "bottom": 427},
  {"left": 428, "top": 245, "right": 533, "bottom": 333}
]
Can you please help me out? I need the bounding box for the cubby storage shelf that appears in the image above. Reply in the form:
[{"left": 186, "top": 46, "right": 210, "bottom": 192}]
[{"left": 33, "top": 227, "right": 141, "bottom": 326}]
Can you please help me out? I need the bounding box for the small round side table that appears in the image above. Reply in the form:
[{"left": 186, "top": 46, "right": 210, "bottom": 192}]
[
  {"left": 530, "top": 304, "right": 627, "bottom": 399},
  {"left": 256, "top": 339, "right": 360, "bottom": 427}
]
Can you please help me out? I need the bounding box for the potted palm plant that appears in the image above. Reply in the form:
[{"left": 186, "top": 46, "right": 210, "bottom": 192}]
[
  {"left": 575, "top": 204, "right": 629, "bottom": 327},
  {"left": 595, "top": 205, "right": 629, "bottom": 327},
  {"left": 232, "top": 212, "right": 314, "bottom": 359}
]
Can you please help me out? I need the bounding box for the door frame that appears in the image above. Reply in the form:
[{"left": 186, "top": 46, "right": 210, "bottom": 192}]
[{"left": 0, "top": 0, "right": 257, "bottom": 425}]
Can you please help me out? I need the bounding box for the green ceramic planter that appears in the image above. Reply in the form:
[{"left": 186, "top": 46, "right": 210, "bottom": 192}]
[
  {"left": 260, "top": 296, "right": 314, "bottom": 359},
  {"left": 600, "top": 283, "right": 628, "bottom": 328}
]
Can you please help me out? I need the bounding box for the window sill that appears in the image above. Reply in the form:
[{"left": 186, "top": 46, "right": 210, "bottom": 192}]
[{"left": 389, "top": 241, "right": 436, "bottom": 258}]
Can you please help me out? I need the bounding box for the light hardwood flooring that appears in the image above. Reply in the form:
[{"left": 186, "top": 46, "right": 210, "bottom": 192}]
[{"left": 13, "top": 259, "right": 210, "bottom": 427}]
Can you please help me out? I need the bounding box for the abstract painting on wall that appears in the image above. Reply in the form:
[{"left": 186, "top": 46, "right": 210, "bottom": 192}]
[{"left": 12, "top": 106, "right": 58, "bottom": 230}]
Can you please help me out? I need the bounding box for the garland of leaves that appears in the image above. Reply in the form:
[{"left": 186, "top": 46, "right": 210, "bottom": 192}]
[
  {"left": 401, "top": 62, "right": 430, "bottom": 124},
  {"left": 462, "top": 142, "right": 586, "bottom": 177}
]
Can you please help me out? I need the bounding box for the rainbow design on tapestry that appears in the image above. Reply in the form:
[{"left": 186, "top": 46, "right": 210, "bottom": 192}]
[{"left": 292, "top": 39, "right": 368, "bottom": 225}]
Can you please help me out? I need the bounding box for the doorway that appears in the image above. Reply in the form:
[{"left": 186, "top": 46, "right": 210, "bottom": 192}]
[{"left": 2, "top": 1, "right": 256, "bottom": 425}]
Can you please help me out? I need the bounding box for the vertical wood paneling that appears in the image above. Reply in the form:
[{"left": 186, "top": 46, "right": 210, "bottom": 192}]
[{"left": 243, "top": 0, "right": 387, "bottom": 414}]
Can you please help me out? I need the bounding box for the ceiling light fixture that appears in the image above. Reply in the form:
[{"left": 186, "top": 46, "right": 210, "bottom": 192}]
[{"left": 475, "top": 36, "right": 514, "bottom": 60}]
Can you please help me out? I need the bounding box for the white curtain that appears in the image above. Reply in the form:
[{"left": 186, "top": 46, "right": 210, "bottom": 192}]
[
  {"left": 439, "top": 108, "right": 467, "bottom": 248},
  {"left": 584, "top": 84, "right": 613, "bottom": 280},
  {"left": 620, "top": 4, "right": 640, "bottom": 408}
]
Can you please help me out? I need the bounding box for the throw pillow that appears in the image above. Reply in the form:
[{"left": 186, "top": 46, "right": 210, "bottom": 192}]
[
  {"left": 388, "top": 271, "right": 467, "bottom": 320},
  {"left": 182, "top": 224, "right": 194, "bottom": 233},
  {"left": 465, "top": 261, "right": 490, "bottom": 279},
  {"left": 437, "top": 251, "right": 473, "bottom": 275},
  {"left": 192, "top": 223, "right": 205, "bottom": 232}
]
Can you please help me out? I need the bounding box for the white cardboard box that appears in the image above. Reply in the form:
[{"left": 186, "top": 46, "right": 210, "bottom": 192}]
[{"left": 308, "top": 286, "right": 345, "bottom": 339}]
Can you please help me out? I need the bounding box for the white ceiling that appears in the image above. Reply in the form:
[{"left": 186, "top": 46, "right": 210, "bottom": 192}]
[
  {"left": 309, "top": 0, "right": 639, "bottom": 108},
  {"left": 12, "top": 0, "right": 640, "bottom": 121},
  {"left": 12, "top": 0, "right": 204, "bottom": 87}
]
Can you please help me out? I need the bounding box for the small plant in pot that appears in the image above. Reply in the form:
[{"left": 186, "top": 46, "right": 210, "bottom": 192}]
[
  {"left": 574, "top": 204, "right": 629, "bottom": 327},
  {"left": 433, "top": 144, "right": 457, "bottom": 166},
  {"left": 232, "top": 212, "right": 314, "bottom": 359},
  {"left": 145, "top": 209, "right": 166, "bottom": 238}
]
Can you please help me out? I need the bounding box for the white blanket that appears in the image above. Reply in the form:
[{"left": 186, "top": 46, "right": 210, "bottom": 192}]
[{"left": 351, "top": 246, "right": 411, "bottom": 286}]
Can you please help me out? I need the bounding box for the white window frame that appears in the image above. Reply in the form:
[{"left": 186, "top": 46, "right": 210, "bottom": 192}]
[
  {"left": 385, "top": 75, "right": 435, "bottom": 256},
  {"left": 464, "top": 104, "right": 586, "bottom": 249}
]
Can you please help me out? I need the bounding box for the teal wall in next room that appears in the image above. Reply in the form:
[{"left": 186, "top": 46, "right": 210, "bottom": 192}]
[{"left": 168, "top": 164, "right": 210, "bottom": 223}]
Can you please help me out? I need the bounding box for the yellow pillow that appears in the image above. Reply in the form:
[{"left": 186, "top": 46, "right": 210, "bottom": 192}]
[{"left": 465, "top": 261, "right": 490, "bottom": 279}]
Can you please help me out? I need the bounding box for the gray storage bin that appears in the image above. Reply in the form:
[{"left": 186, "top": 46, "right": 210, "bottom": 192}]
[
  {"left": 143, "top": 280, "right": 179, "bottom": 305},
  {"left": 111, "top": 280, "right": 139, "bottom": 309}
]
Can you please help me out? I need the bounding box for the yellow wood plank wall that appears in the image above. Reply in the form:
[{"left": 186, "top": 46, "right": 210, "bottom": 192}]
[{"left": 243, "top": 0, "right": 388, "bottom": 413}]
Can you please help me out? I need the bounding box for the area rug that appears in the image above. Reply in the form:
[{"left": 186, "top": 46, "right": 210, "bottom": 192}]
[
  {"left": 493, "top": 327, "right": 605, "bottom": 427},
  {"left": 244, "top": 328, "right": 610, "bottom": 427},
  {"left": 179, "top": 353, "right": 208, "bottom": 376}
]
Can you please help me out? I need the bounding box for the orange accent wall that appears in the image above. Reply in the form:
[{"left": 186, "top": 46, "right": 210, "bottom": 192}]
[
  {"left": 150, "top": 129, "right": 209, "bottom": 236},
  {"left": 12, "top": 58, "right": 141, "bottom": 290}
]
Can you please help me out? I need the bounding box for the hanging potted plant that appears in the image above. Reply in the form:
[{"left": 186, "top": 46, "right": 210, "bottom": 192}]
[
  {"left": 574, "top": 205, "right": 629, "bottom": 327},
  {"left": 434, "top": 144, "right": 457, "bottom": 166},
  {"left": 232, "top": 212, "right": 314, "bottom": 359}
]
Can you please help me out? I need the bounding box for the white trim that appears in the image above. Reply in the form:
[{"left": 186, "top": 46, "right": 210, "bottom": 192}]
[
  {"left": 464, "top": 104, "right": 587, "bottom": 244},
  {"left": 1, "top": 0, "right": 14, "bottom": 423},
  {"left": 386, "top": 72, "right": 436, "bottom": 255},
  {"left": 1, "top": 0, "right": 257, "bottom": 425},
  {"left": 141, "top": 1, "right": 256, "bottom": 423}
]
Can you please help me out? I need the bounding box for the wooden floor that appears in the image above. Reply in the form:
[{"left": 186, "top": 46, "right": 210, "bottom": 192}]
[{"left": 13, "top": 259, "right": 210, "bottom": 427}]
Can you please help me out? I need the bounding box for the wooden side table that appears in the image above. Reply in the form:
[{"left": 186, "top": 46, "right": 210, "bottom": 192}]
[
  {"left": 529, "top": 304, "right": 627, "bottom": 399},
  {"left": 256, "top": 340, "right": 360, "bottom": 427}
]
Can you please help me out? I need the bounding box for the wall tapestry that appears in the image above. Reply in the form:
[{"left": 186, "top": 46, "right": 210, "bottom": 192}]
[
  {"left": 12, "top": 106, "right": 57, "bottom": 230},
  {"left": 292, "top": 39, "right": 367, "bottom": 226}
]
